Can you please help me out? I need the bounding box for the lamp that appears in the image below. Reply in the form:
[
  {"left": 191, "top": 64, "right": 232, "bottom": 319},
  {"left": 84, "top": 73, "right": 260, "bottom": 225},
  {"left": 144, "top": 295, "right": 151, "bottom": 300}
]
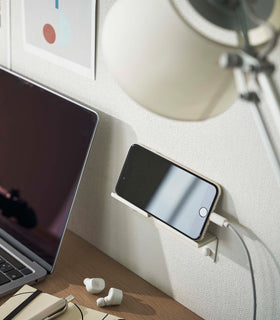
[{"left": 102, "top": 0, "right": 280, "bottom": 184}]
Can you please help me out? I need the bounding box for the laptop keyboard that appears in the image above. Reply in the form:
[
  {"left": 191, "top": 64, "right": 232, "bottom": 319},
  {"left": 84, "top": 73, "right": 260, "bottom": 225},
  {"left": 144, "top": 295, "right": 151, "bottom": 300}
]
[{"left": 0, "top": 247, "right": 32, "bottom": 285}]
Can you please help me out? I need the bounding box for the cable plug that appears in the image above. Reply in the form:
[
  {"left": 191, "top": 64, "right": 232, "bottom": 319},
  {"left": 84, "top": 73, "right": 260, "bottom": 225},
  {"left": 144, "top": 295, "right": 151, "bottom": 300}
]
[{"left": 210, "top": 212, "right": 229, "bottom": 228}]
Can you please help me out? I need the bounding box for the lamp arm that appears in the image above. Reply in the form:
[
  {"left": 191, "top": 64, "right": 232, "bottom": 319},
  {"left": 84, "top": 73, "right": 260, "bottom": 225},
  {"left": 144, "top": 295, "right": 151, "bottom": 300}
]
[
  {"left": 254, "top": 71, "right": 280, "bottom": 187},
  {"left": 257, "top": 72, "right": 280, "bottom": 125},
  {"left": 224, "top": 53, "right": 280, "bottom": 187},
  {"left": 250, "top": 98, "right": 280, "bottom": 188}
]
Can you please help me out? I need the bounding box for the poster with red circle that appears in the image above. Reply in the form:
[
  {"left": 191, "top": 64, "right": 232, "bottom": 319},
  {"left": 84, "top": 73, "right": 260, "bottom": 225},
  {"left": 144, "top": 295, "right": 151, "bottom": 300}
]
[{"left": 22, "top": 0, "right": 96, "bottom": 78}]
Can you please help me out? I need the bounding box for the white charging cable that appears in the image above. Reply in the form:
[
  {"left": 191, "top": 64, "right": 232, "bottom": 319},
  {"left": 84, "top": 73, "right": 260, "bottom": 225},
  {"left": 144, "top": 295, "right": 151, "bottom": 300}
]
[{"left": 210, "top": 212, "right": 256, "bottom": 320}]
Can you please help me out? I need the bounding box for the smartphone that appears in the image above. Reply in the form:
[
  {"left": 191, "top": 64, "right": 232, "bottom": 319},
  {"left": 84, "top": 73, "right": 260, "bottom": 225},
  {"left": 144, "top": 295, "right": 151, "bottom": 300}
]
[{"left": 115, "top": 144, "right": 221, "bottom": 240}]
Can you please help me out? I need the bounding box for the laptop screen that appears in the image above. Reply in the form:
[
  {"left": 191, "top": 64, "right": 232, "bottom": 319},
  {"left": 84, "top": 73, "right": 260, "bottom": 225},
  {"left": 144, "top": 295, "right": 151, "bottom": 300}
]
[{"left": 0, "top": 68, "right": 98, "bottom": 270}]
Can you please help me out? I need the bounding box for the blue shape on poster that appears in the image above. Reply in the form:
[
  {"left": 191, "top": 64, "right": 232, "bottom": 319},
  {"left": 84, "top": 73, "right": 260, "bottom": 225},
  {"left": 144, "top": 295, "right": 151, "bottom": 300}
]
[
  {"left": 55, "top": 0, "right": 59, "bottom": 9},
  {"left": 58, "top": 11, "right": 71, "bottom": 48}
]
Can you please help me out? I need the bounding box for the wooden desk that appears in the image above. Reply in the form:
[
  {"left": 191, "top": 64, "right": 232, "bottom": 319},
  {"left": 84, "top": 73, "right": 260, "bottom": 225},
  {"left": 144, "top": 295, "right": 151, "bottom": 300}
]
[{"left": 0, "top": 230, "right": 202, "bottom": 320}]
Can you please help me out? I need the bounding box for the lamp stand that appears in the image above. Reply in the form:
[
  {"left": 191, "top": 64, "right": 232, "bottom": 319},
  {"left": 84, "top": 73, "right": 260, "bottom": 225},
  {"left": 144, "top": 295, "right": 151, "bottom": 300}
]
[{"left": 221, "top": 51, "right": 280, "bottom": 187}]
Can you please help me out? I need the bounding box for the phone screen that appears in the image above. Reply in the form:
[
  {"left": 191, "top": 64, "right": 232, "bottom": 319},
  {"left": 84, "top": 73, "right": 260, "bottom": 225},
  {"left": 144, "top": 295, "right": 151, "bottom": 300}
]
[{"left": 116, "top": 144, "right": 220, "bottom": 240}]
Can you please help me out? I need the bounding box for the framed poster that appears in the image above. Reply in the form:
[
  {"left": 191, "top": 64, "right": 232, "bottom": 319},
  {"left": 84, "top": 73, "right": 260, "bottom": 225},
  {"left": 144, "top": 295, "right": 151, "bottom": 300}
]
[{"left": 22, "top": 0, "right": 96, "bottom": 78}]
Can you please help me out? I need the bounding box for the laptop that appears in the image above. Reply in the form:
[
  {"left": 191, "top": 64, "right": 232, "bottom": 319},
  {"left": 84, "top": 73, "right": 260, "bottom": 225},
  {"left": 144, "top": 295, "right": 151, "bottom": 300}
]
[{"left": 0, "top": 67, "right": 98, "bottom": 296}]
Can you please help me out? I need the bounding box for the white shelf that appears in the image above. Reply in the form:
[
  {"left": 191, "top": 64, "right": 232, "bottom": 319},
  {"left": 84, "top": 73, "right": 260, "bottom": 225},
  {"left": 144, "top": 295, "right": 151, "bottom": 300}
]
[{"left": 111, "top": 192, "right": 219, "bottom": 262}]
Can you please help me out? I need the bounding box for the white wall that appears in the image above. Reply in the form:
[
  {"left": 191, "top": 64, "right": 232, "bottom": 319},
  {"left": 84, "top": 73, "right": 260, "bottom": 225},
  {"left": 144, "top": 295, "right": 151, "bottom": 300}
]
[{"left": 2, "top": 1, "right": 280, "bottom": 319}]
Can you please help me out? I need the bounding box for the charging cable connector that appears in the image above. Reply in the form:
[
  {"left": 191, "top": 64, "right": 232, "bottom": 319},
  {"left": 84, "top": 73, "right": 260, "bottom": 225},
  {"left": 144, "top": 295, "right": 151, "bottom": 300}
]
[
  {"left": 210, "top": 212, "right": 229, "bottom": 228},
  {"left": 210, "top": 212, "right": 256, "bottom": 320}
]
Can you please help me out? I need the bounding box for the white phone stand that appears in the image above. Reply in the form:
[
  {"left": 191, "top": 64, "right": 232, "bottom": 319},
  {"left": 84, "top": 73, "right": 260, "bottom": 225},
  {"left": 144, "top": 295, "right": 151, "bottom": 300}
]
[{"left": 111, "top": 192, "right": 218, "bottom": 262}]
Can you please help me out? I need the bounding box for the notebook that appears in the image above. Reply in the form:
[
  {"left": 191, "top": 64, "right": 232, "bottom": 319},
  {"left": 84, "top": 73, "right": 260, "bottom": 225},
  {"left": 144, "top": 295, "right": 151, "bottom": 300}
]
[
  {"left": 0, "top": 66, "right": 98, "bottom": 296},
  {"left": 0, "top": 285, "right": 123, "bottom": 319}
]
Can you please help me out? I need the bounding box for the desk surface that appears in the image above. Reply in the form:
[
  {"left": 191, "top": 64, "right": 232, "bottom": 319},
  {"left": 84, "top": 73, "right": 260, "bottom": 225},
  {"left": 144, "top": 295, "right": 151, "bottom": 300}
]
[{"left": 0, "top": 230, "right": 202, "bottom": 320}]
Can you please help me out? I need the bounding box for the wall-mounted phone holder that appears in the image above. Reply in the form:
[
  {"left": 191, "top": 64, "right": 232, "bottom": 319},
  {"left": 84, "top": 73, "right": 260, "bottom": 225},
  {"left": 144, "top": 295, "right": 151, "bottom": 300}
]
[{"left": 111, "top": 192, "right": 219, "bottom": 262}]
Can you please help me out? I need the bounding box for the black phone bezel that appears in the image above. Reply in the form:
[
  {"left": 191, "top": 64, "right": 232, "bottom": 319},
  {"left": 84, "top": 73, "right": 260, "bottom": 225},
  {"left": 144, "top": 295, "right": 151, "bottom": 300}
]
[{"left": 116, "top": 144, "right": 220, "bottom": 241}]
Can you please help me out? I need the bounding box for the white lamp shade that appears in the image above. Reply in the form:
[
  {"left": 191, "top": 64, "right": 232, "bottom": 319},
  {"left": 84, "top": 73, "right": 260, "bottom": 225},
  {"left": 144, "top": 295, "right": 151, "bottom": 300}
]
[
  {"left": 102, "top": 0, "right": 239, "bottom": 120},
  {"left": 102, "top": 0, "right": 280, "bottom": 120}
]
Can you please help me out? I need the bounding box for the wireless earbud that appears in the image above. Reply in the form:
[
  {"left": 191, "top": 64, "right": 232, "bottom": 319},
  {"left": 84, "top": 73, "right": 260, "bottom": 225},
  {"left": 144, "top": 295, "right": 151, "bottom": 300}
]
[
  {"left": 96, "top": 288, "right": 123, "bottom": 307},
  {"left": 83, "top": 278, "right": 105, "bottom": 294}
]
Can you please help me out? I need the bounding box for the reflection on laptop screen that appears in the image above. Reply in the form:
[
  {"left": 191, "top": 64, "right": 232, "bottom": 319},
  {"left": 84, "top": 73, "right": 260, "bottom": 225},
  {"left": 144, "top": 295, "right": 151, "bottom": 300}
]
[{"left": 0, "top": 69, "right": 98, "bottom": 269}]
